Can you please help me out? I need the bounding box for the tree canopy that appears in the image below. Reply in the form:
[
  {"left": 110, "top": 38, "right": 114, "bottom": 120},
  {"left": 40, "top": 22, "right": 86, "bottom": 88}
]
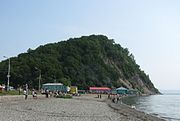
[{"left": 0, "top": 35, "right": 159, "bottom": 93}]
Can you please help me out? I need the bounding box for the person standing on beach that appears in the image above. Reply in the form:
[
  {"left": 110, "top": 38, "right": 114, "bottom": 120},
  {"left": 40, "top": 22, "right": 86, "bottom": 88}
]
[
  {"left": 24, "top": 89, "right": 28, "bottom": 100},
  {"left": 45, "top": 88, "right": 49, "bottom": 98},
  {"left": 115, "top": 94, "right": 119, "bottom": 103},
  {"left": 108, "top": 93, "right": 110, "bottom": 99},
  {"left": 24, "top": 84, "right": 28, "bottom": 100}
]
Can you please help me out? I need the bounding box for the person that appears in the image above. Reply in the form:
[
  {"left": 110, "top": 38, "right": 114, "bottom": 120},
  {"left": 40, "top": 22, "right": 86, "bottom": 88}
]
[
  {"left": 112, "top": 97, "right": 115, "bottom": 103},
  {"left": 32, "top": 89, "right": 37, "bottom": 99},
  {"left": 108, "top": 93, "right": 110, "bottom": 99},
  {"left": 24, "top": 83, "right": 28, "bottom": 100},
  {"left": 117, "top": 94, "right": 120, "bottom": 103},
  {"left": 24, "top": 89, "right": 28, "bottom": 100},
  {"left": 49, "top": 91, "right": 53, "bottom": 97},
  {"left": 45, "top": 88, "right": 49, "bottom": 98}
]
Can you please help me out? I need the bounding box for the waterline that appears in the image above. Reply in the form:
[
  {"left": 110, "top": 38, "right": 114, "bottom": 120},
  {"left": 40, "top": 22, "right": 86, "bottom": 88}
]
[{"left": 122, "top": 94, "right": 180, "bottom": 121}]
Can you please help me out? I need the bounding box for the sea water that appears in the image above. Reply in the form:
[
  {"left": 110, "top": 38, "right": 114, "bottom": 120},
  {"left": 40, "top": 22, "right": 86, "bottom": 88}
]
[{"left": 122, "top": 92, "right": 180, "bottom": 121}]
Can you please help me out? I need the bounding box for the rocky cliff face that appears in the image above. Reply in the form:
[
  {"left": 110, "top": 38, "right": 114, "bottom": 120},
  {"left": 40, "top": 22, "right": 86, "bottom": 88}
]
[
  {"left": 0, "top": 35, "right": 159, "bottom": 94},
  {"left": 104, "top": 58, "right": 159, "bottom": 94}
]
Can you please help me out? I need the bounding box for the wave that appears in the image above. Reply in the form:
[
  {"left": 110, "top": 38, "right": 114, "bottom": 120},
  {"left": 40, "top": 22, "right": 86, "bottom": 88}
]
[{"left": 161, "top": 116, "right": 180, "bottom": 121}]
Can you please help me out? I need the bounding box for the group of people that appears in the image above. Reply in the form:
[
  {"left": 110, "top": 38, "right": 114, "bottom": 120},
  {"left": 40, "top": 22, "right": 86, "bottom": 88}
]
[
  {"left": 19, "top": 84, "right": 68, "bottom": 100},
  {"left": 108, "top": 94, "right": 121, "bottom": 104},
  {"left": 42, "top": 88, "right": 68, "bottom": 98},
  {"left": 23, "top": 88, "right": 37, "bottom": 100},
  {"left": 97, "top": 94, "right": 102, "bottom": 98},
  {"left": 21, "top": 84, "right": 38, "bottom": 100}
]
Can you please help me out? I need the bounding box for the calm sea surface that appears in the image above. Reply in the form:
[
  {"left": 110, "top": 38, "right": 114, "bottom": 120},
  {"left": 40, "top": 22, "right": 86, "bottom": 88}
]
[{"left": 122, "top": 93, "right": 180, "bottom": 121}]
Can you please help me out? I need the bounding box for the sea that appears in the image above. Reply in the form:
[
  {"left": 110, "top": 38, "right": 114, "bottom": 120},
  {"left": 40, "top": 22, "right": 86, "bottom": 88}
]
[{"left": 122, "top": 90, "right": 180, "bottom": 121}]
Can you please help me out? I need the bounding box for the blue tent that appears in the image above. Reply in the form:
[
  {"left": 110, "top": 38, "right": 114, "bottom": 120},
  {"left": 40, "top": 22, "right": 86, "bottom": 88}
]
[{"left": 116, "top": 87, "right": 128, "bottom": 94}]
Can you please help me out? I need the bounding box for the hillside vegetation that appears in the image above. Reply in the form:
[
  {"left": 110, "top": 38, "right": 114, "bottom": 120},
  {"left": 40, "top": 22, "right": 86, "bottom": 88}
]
[{"left": 0, "top": 35, "right": 159, "bottom": 94}]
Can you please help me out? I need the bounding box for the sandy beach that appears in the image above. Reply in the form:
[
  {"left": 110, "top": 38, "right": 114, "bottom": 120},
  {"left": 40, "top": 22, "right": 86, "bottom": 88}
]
[{"left": 0, "top": 94, "right": 165, "bottom": 121}]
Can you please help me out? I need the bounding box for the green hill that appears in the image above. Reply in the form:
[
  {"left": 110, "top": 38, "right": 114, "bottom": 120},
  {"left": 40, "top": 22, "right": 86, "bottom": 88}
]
[{"left": 0, "top": 35, "right": 159, "bottom": 94}]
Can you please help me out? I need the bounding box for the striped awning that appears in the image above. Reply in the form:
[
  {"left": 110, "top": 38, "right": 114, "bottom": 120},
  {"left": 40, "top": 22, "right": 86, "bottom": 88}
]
[{"left": 89, "top": 87, "right": 111, "bottom": 91}]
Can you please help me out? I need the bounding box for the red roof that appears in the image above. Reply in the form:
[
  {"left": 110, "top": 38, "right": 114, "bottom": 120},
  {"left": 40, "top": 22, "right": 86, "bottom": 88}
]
[{"left": 89, "top": 87, "right": 111, "bottom": 91}]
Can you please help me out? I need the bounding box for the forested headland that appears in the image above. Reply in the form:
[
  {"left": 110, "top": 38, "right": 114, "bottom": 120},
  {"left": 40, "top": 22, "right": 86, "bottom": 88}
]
[{"left": 0, "top": 35, "right": 159, "bottom": 94}]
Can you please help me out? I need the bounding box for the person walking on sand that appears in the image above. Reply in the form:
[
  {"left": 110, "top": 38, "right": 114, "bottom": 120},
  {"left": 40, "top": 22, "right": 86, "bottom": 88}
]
[
  {"left": 24, "top": 89, "right": 28, "bottom": 100},
  {"left": 24, "top": 83, "right": 28, "bottom": 100},
  {"left": 45, "top": 88, "right": 49, "bottom": 98}
]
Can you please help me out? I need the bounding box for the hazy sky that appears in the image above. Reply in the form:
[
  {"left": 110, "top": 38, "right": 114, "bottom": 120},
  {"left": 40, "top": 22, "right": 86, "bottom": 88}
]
[{"left": 0, "top": 0, "right": 180, "bottom": 90}]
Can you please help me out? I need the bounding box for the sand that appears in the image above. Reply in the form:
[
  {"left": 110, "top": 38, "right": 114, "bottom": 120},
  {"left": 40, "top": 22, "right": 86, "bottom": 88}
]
[{"left": 0, "top": 94, "right": 165, "bottom": 121}]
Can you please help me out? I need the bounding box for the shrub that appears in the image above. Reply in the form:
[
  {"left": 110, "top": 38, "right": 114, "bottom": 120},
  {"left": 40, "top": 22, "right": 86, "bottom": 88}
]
[{"left": 56, "top": 94, "right": 72, "bottom": 99}]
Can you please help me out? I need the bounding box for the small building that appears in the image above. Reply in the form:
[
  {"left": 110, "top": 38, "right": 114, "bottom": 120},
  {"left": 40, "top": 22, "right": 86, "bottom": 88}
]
[
  {"left": 89, "top": 87, "right": 111, "bottom": 93},
  {"left": 116, "top": 87, "right": 128, "bottom": 94},
  {"left": 42, "top": 83, "right": 67, "bottom": 92}
]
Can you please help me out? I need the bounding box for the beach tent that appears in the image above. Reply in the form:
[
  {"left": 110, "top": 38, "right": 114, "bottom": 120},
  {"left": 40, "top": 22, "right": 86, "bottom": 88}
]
[{"left": 116, "top": 87, "right": 128, "bottom": 94}]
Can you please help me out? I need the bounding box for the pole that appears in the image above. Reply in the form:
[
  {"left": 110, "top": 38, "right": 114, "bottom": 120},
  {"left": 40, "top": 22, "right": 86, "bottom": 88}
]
[
  {"left": 7, "top": 58, "right": 10, "bottom": 91},
  {"left": 3, "top": 56, "right": 10, "bottom": 91},
  {"left": 35, "top": 67, "right": 41, "bottom": 92},
  {"left": 39, "top": 70, "right": 41, "bottom": 92}
]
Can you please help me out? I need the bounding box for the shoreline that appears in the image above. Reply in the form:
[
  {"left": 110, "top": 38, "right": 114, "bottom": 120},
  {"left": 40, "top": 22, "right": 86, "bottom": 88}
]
[
  {"left": 106, "top": 98, "right": 165, "bottom": 121},
  {"left": 74, "top": 94, "right": 165, "bottom": 121}
]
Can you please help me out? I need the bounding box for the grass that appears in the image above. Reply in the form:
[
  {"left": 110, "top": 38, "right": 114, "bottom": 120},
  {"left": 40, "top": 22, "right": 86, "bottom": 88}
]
[
  {"left": 0, "top": 90, "right": 20, "bottom": 96},
  {"left": 56, "top": 94, "right": 72, "bottom": 99}
]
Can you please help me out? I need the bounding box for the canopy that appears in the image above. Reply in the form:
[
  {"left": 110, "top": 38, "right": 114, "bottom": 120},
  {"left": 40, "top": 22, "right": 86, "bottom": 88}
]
[
  {"left": 89, "top": 87, "right": 111, "bottom": 91},
  {"left": 116, "top": 87, "right": 128, "bottom": 90}
]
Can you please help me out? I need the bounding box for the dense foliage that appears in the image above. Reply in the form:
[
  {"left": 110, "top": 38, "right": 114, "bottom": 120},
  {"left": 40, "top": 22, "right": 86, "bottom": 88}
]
[{"left": 0, "top": 35, "right": 159, "bottom": 93}]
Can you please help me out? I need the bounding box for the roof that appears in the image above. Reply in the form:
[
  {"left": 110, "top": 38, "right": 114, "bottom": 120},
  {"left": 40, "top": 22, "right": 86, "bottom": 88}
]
[
  {"left": 116, "top": 87, "right": 128, "bottom": 90},
  {"left": 89, "top": 87, "right": 111, "bottom": 91},
  {"left": 43, "top": 83, "right": 63, "bottom": 86}
]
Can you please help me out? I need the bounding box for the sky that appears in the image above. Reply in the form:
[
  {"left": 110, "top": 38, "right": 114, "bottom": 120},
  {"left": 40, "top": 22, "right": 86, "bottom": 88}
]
[{"left": 0, "top": 0, "right": 180, "bottom": 90}]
